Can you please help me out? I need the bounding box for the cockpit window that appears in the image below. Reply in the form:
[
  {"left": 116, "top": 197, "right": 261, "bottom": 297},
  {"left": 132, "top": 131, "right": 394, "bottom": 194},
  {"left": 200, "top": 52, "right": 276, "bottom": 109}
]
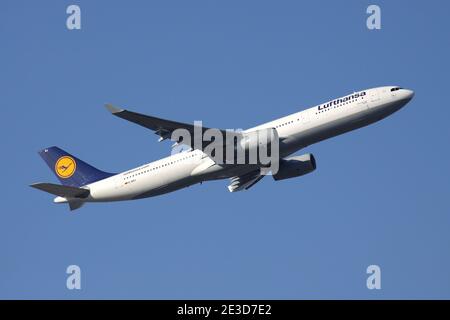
[{"left": 390, "top": 87, "right": 402, "bottom": 92}]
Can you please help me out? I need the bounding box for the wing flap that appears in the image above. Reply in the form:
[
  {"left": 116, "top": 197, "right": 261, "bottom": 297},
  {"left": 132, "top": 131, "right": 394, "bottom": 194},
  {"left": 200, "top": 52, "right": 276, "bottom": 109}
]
[{"left": 228, "top": 170, "right": 264, "bottom": 192}]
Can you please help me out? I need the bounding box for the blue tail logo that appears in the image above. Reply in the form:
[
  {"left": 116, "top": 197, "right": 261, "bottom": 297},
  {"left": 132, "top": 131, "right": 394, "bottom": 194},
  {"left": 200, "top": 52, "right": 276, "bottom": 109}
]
[{"left": 39, "top": 146, "right": 115, "bottom": 187}]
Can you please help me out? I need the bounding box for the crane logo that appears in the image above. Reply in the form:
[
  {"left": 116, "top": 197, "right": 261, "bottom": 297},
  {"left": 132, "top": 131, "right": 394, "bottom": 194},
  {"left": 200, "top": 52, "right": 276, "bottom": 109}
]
[{"left": 55, "top": 156, "right": 76, "bottom": 178}]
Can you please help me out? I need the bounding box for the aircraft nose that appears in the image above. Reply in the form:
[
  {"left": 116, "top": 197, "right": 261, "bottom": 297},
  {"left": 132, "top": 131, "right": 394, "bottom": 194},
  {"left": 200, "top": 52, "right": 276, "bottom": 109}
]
[{"left": 403, "top": 89, "right": 415, "bottom": 100}]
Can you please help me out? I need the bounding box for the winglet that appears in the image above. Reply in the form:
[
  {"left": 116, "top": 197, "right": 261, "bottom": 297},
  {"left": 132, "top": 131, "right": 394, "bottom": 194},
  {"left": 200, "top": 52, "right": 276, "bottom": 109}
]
[{"left": 105, "top": 104, "right": 124, "bottom": 114}]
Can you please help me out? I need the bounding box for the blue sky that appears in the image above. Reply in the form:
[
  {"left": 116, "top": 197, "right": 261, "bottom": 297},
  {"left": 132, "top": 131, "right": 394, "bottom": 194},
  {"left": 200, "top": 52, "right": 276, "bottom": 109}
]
[{"left": 1, "top": 0, "right": 450, "bottom": 299}]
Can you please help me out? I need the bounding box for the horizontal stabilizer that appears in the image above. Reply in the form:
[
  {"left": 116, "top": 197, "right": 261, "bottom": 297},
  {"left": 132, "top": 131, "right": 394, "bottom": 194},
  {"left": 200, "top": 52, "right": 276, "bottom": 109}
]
[
  {"left": 68, "top": 200, "right": 85, "bottom": 211},
  {"left": 30, "top": 183, "right": 90, "bottom": 198}
]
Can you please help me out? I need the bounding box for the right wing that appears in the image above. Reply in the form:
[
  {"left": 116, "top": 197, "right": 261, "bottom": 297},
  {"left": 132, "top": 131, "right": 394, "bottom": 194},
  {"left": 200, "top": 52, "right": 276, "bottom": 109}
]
[{"left": 105, "top": 104, "right": 238, "bottom": 150}]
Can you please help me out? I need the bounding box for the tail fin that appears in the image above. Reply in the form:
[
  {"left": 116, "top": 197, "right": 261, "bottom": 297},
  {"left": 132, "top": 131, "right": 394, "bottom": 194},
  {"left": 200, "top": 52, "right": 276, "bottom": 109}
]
[{"left": 38, "top": 146, "right": 115, "bottom": 187}]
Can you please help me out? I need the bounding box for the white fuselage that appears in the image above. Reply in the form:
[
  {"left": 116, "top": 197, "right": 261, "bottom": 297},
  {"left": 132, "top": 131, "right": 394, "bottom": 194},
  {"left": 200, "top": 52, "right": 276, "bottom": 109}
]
[{"left": 56, "top": 86, "right": 413, "bottom": 203}]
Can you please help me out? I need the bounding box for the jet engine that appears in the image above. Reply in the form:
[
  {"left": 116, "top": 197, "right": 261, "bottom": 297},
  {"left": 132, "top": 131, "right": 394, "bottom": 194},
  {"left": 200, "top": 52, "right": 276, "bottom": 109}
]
[{"left": 272, "top": 153, "right": 316, "bottom": 181}]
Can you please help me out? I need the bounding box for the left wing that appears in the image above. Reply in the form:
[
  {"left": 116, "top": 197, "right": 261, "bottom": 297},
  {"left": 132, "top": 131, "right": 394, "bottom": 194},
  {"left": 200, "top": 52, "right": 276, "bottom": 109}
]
[
  {"left": 228, "top": 169, "right": 265, "bottom": 192},
  {"left": 105, "top": 104, "right": 236, "bottom": 150}
]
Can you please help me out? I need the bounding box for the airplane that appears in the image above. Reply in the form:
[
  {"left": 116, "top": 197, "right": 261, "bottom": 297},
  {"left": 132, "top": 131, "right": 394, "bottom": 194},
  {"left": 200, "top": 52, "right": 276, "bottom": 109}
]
[{"left": 31, "top": 86, "right": 414, "bottom": 210}]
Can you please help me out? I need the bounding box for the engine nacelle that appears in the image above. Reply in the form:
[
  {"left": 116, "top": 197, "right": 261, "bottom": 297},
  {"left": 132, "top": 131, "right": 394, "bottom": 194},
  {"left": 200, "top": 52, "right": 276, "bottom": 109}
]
[{"left": 272, "top": 153, "right": 316, "bottom": 181}]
